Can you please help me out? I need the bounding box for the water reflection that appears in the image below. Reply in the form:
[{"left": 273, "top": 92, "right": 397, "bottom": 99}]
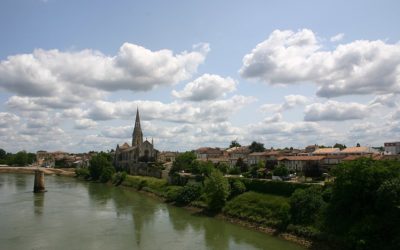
[{"left": 34, "top": 193, "right": 44, "bottom": 215}]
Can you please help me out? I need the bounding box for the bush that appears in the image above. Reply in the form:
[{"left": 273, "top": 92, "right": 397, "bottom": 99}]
[
  {"left": 273, "top": 165, "right": 289, "bottom": 177},
  {"left": 176, "top": 183, "right": 202, "bottom": 205},
  {"left": 325, "top": 158, "right": 400, "bottom": 250},
  {"left": 230, "top": 179, "right": 246, "bottom": 198},
  {"left": 286, "top": 224, "right": 322, "bottom": 239},
  {"left": 122, "top": 175, "right": 167, "bottom": 192},
  {"left": 227, "top": 177, "right": 309, "bottom": 197},
  {"left": 289, "top": 185, "right": 325, "bottom": 225},
  {"left": 204, "top": 170, "right": 230, "bottom": 211},
  {"left": 112, "top": 171, "right": 127, "bottom": 186},
  {"left": 223, "top": 191, "right": 290, "bottom": 228},
  {"left": 164, "top": 186, "right": 184, "bottom": 202},
  {"left": 100, "top": 167, "right": 115, "bottom": 183},
  {"left": 75, "top": 168, "right": 90, "bottom": 179}
]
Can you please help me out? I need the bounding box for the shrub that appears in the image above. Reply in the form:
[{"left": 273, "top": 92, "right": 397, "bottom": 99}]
[
  {"left": 230, "top": 179, "right": 246, "bottom": 198},
  {"left": 227, "top": 177, "right": 309, "bottom": 197},
  {"left": 204, "top": 170, "right": 230, "bottom": 211},
  {"left": 112, "top": 171, "right": 127, "bottom": 186},
  {"left": 164, "top": 186, "right": 184, "bottom": 202},
  {"left": 99, "top": 167, "right": 114, "bottom": 183},
  {"left": 122, "top": 175, "right": 168, "bottom": 192},
  {"left": 176, "top": 183, "right": 202, "bottom": 205},
  {"left": 223, "top": 191, "right": 290, "bottom": 228},
  {"left": 75, "top": 168, "right": 90, "bottom": 178},
  {"left": 273, "top": 165, "right": 289, "bottom": 177},
  {"left": 289, "top": 185, "right": 325, "bottom": 225}
]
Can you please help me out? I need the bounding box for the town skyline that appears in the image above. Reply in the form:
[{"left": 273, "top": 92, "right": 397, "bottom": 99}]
[{"left": 1, "top": 1, "right": 400, "bottom": 153}]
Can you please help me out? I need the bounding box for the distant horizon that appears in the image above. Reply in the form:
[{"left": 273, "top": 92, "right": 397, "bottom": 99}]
[{"left": 1, "top": 0, "right": 399, "bottom": 153}]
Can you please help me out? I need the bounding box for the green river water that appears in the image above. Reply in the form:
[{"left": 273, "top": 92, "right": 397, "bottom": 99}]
[{"left": 0, "top": 173, "right": 305, "bottom": 250}]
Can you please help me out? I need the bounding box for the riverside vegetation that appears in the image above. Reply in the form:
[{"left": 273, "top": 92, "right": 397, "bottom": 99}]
[{"left": 75, "top": 152, "right": 400, "bottom": 250}]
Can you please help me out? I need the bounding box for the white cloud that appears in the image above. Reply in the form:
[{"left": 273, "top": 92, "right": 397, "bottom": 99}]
[
  {"left": 264, "top": 113, "right": 282, "bottom": 123},
  {"left": 260, "top": 94, "right": 309, "bottom": 113},
  {"left": 369, "top": 94, "right": 399, "bottom": 108},
  {"left": 0, "top": 43, "right": 209, "bottom": 104},
  {"left": 304, "top": 100, "right": 369, "bottom": 121},
  {"left": 0, "top": 112, "right": 20, "bottom": 128},
  {"left": 330, "top": 33, "right": 344, "bottom": 42},
  {"left": 172, "top": 74, "right": 236, "bottom": 101},
  {"left": 240, "top": 29, "right": 400, "bottom": 97},
  {"left": 86, "top": 95, "right": 255, "bottom": 123},
  {"left": 74, "top": 119, "right": 97, "bottom": 130}
]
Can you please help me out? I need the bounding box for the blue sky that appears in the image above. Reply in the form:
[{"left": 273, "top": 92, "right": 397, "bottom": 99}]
[{"left": 1, "top": 0, "right": 400, "bottom": 153}]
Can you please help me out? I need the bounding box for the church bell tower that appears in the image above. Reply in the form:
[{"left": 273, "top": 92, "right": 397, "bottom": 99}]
[{"left": 132, "top": 108, "right": 143, "bottom": 147}]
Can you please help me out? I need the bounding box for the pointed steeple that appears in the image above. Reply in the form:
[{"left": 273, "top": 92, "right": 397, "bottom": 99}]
[{"left": 132, "top": 108, "right": 143, "bottom": 147}]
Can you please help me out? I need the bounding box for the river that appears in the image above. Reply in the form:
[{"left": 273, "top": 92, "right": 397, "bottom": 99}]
[{"left": 0, "top": 173, "right": 305, "bottom": 250}]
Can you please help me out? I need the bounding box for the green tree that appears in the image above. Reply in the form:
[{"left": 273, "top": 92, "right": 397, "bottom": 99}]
[
  {"left": 333, "top": 143, "right": 347, "bottom": 150},
  {"left": 249, "top": 141, "right": 265, "bottom": 152},
  {"left": 216, "top": 162, "right": 229, "bottom": 174},
  {"left": 0, "top": 148, "right": 6, "bottom": 159},
  {"left": 169, "top": 151, "right": 197, "bottom": 175},
  {"left": 176, "top": 183, "right": 202, "bottom": 205},
  {"left": 204, "top": 170, "right": 230, "bottom": 211},
  {"left": 89, "top": 153, "right": 114, "bottom": 182},
  {"left": 230, "top": 179, "right": 246, "bottom": 198},
  {"left": 273, "top": 165, "right": 289, "bottom": 177},
  {"left": 235, "top": 157, "right": 248, "bottom": 173},
  {"left": 325, "top": 159, "right": 400, "bottom": 250},
  {"left": 290, "top": 186, "right": 325, "bottom": 225},
  {"left": 13, "top": 151, "right": 28, "bottom": 166},
  {"left": 229, "top": 140, "right": 241, "bottom": 148}
]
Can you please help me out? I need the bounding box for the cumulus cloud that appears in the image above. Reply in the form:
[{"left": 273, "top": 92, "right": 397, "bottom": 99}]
[
  {"left": 264, "top": 113, "right": 282, "bottom": 123},
  {"left": 369, "top": 94, "right": 399, "bottom": 108},
  {"left": 304, "top": 100, "right": 369, "bottom": 121},
  {"left": 74, "top": 119, "right": 97, "bottom": 130},
  {"left": 0, "top": 43, "right": 209, "bottom": 107},
  {"left": 261, "top": 94, "right": 309, "bottom": 113},
  {"left": 172, "top": 74, "right": 236, "bottom": 101},
  {"left": 86, "top": 95, "right": 255, "bottom": 123},
  {"left": 240, "top": 29, "right": 400, "bottom": 97},
  {"left": 0, "top": 112, "right": 20, "bottom": 128},
  {"left": 330, "top": 33, "right": 344, "bottom": 42}
]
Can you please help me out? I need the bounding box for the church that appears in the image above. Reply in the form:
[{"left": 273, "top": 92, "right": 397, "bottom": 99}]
[{"left": 114, "top": 108, "right": 158, "bottom": 171}]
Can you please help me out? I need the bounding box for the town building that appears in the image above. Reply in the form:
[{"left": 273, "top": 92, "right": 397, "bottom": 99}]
[
  {"left": 114, "top": 109, "right": 158, "bottom": 172},
  {"left": 384, "top": 142, "right": 400, "bottom": 155}
]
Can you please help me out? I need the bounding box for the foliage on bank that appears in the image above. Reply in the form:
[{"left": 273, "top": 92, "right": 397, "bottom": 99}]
[{"left": 0, "top": 149, "right": 36, "bottom": 166}]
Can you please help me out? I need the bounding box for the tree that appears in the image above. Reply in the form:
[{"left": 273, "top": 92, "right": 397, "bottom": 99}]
[
  {"left": 13, "top": 151, "right": 28, "bottom": 166},
  {"left": 333, "top": 143, "right": 347, "bottom": 150},
  {"left": 290, "top": 186, "right": 325, "bottom": 225},
  {"left": 249, "top": 141, "right": 265, "bottom": 152},
  {"left": 216, "top": 162, "right": 229, "bottom": 174},
  {"left": 204, "top": 170, "right": 230, "bottom": 211},
  {"left": 0, "top": 148, "right": 6, "bottom": 159},
  {"left": 356, "top": 143, "right": 361, "bottom": 147},
  {"left": 235, "top": 157, "right": 248, "bottom": 173},
  {"left": 325, "top": 158, "right": 400, "bottom": 250},
  {"left": 89, "top": 153, "right": 114, "bottom": 182},
  {"left": 273, "top": 165, "right": 289, "bottom": 177},
  {"left": 169, "top": 151, "right": 197, "bottom": 175},
  {"left": 229, "top": 140, "right": 241, "bottom": 148}
]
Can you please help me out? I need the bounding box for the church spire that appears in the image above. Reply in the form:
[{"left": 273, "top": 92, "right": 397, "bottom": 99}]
[{"left": 132, "top": 108, "right": 143, "bottom": 147}]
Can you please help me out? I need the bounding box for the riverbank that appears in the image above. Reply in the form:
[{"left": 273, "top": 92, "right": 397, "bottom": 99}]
[
  {"left": 115, "top": 174, "right": 332, "bottom": 250},
  {"left": 0, "top": 166, "right": 76, "bottom": 176}
]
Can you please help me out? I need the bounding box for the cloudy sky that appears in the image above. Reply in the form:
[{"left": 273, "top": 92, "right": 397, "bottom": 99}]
[{"left": 1, "top": 0, "right": 400, "bottom": 153}]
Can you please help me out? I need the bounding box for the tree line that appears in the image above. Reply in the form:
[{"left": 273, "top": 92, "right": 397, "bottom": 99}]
[{"left": 0, "top": 149, "right": 36, "bottom": 166}]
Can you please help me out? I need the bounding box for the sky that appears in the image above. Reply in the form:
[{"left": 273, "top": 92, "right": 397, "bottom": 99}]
[{"left": 0, "top": 0, "right": 400, "bottom": 153}]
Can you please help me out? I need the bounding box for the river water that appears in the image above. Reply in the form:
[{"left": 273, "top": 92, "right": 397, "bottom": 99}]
[{"left": 0, "top": 174, "right": 305, "bottom": 250}]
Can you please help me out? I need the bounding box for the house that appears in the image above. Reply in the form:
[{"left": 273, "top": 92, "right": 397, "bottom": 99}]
[
  {"left": 312, "top": 148, "right": 341, "bottom": 155},
  {"left": 158, "top": 151, "right": 179, "bottom": 163},
  {"left": 340, "top": 146, "right": 379, "bottom": 156},
  {"left": 277, "top": 155, "right": 325, "bottom": 172},
  {"left": 195, "top": 147, "right": 224, "bottom": 160},
  {"left": 225, "top": 146, "right": 251, "bottom": 166},
  {"left": 248, "top": 151, "right": 270, "bottom": 165},
  {"left": 384, "top": 142, "right": 400, "bottom": 155}
]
